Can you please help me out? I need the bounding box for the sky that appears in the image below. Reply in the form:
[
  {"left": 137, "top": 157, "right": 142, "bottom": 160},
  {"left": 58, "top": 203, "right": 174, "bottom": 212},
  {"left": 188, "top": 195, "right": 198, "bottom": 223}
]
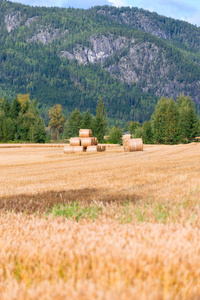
[{"left": 10, "top": 0, "right": 200, "bottom": 26}]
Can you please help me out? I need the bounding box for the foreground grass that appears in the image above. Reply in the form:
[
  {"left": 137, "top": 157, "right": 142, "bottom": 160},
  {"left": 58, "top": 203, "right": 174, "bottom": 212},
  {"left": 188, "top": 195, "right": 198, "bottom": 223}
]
[{"left": 0, "top": 206, "right": 199, "bottom": 300}]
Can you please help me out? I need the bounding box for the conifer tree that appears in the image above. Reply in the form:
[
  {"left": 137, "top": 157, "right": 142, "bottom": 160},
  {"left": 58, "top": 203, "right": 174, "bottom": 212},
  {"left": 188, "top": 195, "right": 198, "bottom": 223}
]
[
  {"left": 177, "top": 94, "right": 198, "bottom": 142},
  {"left": 63, "top": 108, "right": 82, "bottom": 138},
  {"left": 151, "top": 97, "right": 169, "bottom": 144},
  {"left": 11, "top": 97, "right": 21, "bottom": 119},
  {"left": 81, "top": 110, "right": 92, "bottom": 129},
  {"left": 165, "top": 98, "right": 179, "bottom": 144},
  {"left": 92, "top": 98, "right": 107, "bottom": 143}
]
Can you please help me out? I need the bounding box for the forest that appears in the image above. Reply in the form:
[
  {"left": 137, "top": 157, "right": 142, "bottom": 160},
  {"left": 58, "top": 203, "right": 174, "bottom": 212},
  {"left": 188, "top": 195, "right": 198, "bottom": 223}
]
[{"left": 1, "top": 1, "right": 200, "bottom": 125}]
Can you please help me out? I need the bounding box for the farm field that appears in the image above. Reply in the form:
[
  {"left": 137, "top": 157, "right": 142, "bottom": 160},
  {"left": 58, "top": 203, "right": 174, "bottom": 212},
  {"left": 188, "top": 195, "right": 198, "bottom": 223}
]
[{"left": 0, "top": 143, "right": 200, "bottom": 299}]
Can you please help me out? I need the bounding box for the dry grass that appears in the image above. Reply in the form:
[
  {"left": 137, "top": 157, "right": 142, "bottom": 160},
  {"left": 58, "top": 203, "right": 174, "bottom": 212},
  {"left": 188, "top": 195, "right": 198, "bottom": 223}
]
[{"left": 0, "top": 143, "right": 200, "bottom": 299}]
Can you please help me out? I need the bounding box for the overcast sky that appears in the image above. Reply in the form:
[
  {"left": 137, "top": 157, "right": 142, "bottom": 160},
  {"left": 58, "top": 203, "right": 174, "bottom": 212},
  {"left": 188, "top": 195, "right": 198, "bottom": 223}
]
[{"left": 10, "top": 0, "right": 200, "bottom": 26}]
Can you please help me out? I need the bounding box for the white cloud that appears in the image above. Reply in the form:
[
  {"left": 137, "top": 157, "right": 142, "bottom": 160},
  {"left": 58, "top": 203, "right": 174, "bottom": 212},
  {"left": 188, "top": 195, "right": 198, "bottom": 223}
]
[{"left": 108, "top": 0, "right": 128, "bottom": 7}]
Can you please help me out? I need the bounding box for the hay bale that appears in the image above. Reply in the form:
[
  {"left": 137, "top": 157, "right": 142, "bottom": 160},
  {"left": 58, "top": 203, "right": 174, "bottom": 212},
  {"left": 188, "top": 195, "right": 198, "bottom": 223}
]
[
  {"left": 70, "top": 137, "right": 81, "bottom": 146},
  {"left": 87, "top": 146, "right": 98, "bottom": 152},
  {"left": 64, "top": 146, "right": 75, "bottom": 154},
  {"left": 81, "top": 137, "right": 95, "bottom": 147},
  {"left": 64, "top": 146, "right": 85, "bottom": 154},
  {"left": 97, "top": 145, "right": 106, "bottom": 152},
  {"left": 93, "top": 137, "right": 98, "bottom": 145},
  {"left": 74, "top": 146, "right": 85, "bottom": 153},
  {"left": 79, "top": 129, "right": 92, "bottom": 138},
  {"left": 123, "top": 138, "right": 143, "bottom": 152}
]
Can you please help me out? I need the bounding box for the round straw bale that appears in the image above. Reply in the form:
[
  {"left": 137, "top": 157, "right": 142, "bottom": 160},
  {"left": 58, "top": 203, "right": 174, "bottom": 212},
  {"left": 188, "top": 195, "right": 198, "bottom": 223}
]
[
  {"left": 79, "top": 129, "right": 92, "bottom": 138},
  {"left": 64, "top": 146, "right": 74, "bottom": 154},
  {"left": 70, "top": 137, "right": 81, "bottom": 146},
  {"left": 81, "top": 137, "right": 95, "bottom": 147},
  {"left": 123, "top": 138, "right": 143, "bottom": 152},
  {"left": 74, "top": 146, "right": 85, "bottom": 153},
  {"left": 87, "top": 146, "right": 98, "bottom": 152}
]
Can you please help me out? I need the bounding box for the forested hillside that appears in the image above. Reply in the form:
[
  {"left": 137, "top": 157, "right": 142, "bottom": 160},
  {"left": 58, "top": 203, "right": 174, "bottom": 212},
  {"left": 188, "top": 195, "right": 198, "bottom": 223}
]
[{"left": 0, "top": 0, "right": 200, "bottom": 124}]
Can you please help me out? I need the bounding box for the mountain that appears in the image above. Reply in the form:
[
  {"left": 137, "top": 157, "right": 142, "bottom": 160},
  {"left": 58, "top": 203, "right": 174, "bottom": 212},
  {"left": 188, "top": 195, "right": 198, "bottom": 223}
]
[{"left": 0, "top": 0, "right": 200, "bottom": 124}]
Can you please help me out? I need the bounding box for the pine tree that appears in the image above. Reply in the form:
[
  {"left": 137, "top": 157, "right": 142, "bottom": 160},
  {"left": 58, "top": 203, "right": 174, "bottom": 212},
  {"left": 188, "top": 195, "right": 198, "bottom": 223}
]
[
  {"left": 63, "top": 108, "right": 83, "bottom": 139},
  {"left": 92, "top": 99, "right": 107, "bottom": 143},
  {"left": 177, "top": 95, "right": 198, "bottom": 142},
  {"left": 11, "top": 97, "right": 21, "bottom": 119},
  {"left": 165, "top": 98, "right": 179, "bottom": 144},
  {"left": 81, "top": 110, "right": 92, "bottom": 129},
  {"left": 3, "top": 98, "right": 11, "bottom": 118},
  {"left": 151, "top": 97, "right": 169, "bottom": 144}
]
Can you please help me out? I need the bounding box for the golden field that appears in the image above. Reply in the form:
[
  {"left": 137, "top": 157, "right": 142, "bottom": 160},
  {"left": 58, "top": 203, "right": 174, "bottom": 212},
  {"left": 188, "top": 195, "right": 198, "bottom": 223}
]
[{"left": 0, "top": 143, "right": 200, "bottom": 299}]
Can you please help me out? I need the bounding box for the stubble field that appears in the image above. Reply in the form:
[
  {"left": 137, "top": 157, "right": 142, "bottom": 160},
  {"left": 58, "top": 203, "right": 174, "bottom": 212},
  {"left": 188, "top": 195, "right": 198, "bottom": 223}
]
[{"left": 0, "top": 143, "right": 200, "bottom": 299}]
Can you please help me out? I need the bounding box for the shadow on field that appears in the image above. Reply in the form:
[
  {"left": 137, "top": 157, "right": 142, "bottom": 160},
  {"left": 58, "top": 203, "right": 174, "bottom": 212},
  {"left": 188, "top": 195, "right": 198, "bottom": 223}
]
[{"left": 0, "top": 188, "right": 140, "bottom": 214}]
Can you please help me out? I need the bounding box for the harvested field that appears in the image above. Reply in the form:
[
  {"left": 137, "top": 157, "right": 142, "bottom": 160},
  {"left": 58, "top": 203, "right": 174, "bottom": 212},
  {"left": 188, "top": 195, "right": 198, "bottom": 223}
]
[{"left": 0, "top": 143, "right": 200, "bottom": 299}]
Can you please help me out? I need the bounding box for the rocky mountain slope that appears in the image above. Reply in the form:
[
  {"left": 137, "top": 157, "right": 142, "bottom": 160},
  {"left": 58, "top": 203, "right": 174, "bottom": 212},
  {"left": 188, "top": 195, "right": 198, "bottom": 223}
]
[{"left": 0, "top": 0, "right": 200, "bottom": 123}]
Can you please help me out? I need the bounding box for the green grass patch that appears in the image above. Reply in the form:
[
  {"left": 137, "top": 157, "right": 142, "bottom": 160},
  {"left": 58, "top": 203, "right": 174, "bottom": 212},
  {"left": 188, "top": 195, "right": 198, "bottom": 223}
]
[{"left": 48, "top": 201, "right": 102, "bottom": 222}]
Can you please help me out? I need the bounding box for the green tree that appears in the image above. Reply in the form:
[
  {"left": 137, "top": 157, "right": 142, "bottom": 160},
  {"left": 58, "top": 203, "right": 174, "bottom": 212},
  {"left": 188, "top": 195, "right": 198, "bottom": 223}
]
[
  {"left": 151, "top": 97, "right": 169, "bottom": 144},
  {"left": 11, "top": 97, "right": 21, "bottom": 119},
  {"left": 63, "top": 108, "right": 83, "bottom": 139},
  {"left": 142, "top": 121, "right": 154, "bottom": 144},
  {"left": 107, "top": 126, "right": 123, "bottom": 144},
  {"left": 129, "top": 121, "right": 141, "bottom": 137},
  {"left": 177, "top": 94, "right": 198, "bottom": 143},
  {"left": 49, "top": 104, "right": 66, "bottom": 140},
  {"left": 3, "top": 98, "right": 11, "bottom": 118},
  {"left": 81, "top": 110, "right": 92, "bottom": 129},
  {"left": 92, "top": 99, "right": 107, "bottom": 143},
  {"left": 165, "top": 98, "right": 179, "bottom": 144}
]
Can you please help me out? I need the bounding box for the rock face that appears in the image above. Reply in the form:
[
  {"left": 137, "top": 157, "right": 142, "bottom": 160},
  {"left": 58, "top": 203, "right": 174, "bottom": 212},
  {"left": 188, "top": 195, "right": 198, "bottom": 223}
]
[
  {"left": 27, "top": 28, "right": 68, "bottom": 45},
  {"left": 60, "top": 35, "right": 127, "bottom": 64},
  {"left": 5, "top": 12, "right": 22, "bottom": 33}
]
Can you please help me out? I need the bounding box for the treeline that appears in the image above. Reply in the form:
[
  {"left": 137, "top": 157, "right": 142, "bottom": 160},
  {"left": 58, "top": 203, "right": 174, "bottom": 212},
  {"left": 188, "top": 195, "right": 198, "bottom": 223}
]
[
  {"left": 0, "top": 94, "right": 46, "bottom": 142},
  {"left": 0, "top": 93, "right": 199, "bottom": 145},
  {"left": 126, "top": 95, "right": 200, "bottom": 144}
]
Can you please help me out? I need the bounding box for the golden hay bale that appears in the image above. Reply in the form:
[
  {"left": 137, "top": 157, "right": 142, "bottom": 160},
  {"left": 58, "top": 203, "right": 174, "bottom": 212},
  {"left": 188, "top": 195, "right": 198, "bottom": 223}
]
[
  {"left": 123, "top": 138, "right": 143, "bottom": 152},
  {"left": 70, "top": 137, "right": 81, "bottom": 147},
  {"left": 87, "top": 146, "right": 98, "bottom": 152},
  {"left": 97, "top": 145, "right": 106, "bottom": 152},
  {"left": 64, "top": 146, "right": 75, "bottom": 154},
  {"left": 64, "top": 146, "right": 85, "bottom": 154},
  {"left": 81, "top": 137, "right": 95, "bottom": 147},
  {"left": 74, "top": 146, "right": 86, "bottom": 153},
  {"left": 93, "top": 137, "right": 98, "bottom": 145},
  {"left": 79, "top": 129, "right": 92, "bottom": 138}
]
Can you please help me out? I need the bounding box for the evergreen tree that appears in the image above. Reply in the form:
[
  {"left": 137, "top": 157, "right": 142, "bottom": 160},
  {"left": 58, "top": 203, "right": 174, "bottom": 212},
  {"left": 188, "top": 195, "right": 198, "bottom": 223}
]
[
  {"left": 151, "top": 97, "right": 169, "bottom": 144},
  {"left": 63, "top": 108, "right": 83, "bottom": 139},
  {"left": 81, "top": 110, "right": 92, "bottom": 129},
  {"left": 177, "top": 94, "right": 198, "bottom": 143},
  {"left": 11, "top": 97, "right": 21, "bottom": 119},
  {"left": 165, "top": 98, "right": 179, "bottom": 144},
  {"left": 3, "top": 98, "right": 11, "bottom": 118},
  {"left": 92, "top": 99, "right": 107, "bottom": 143}
]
